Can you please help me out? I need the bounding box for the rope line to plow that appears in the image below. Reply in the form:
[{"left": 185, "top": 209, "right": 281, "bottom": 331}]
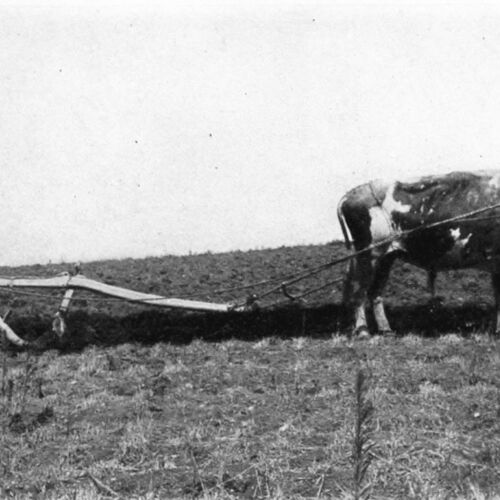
[
  {"left": 234, "top": 200, "right": 500, "bottom": 306},
  {"left": 2, "top": 201, "right": 500, "bottom": 309},
  {"left": 0, "top": 288, "right": 125, "bottom": 304},
  {"left": 207, "top": 201, "right": 500, "bottom": 302}
]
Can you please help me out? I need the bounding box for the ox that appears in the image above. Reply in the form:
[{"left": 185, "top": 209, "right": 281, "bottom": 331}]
[{"left": 337, "top": 170, "right": 500, "bottom": 337}]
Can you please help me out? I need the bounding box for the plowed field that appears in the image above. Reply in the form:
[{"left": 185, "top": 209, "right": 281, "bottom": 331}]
[{"left": 0, "top": 241, "right": 495, "bottom": 348}]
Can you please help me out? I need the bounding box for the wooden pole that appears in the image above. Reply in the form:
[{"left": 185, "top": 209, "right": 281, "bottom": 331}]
[{"left": 0, "top": 273, "right": 238, "bottom": 313}]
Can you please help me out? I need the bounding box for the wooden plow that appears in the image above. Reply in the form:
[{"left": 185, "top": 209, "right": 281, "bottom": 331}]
[
  {"left": 2, "top": 201, "right": 500, "bottom": 348},
  {"left": 0, "top": 264, "right": 346, "bottom": 348},
  {"left": 0, "top": 271, "right": 252, "bottom": 348}
]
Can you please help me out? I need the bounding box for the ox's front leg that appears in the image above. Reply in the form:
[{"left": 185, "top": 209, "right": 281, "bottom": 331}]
[{"left": 491, "top": 273, "right": 500, "bottom": 336}]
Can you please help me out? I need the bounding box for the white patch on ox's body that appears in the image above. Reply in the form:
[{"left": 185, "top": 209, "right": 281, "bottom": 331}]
[
  {"left": 486, "top": 174, "right": 500, "bottom": 201},
  {"left": 368, "top": 207, "right": 393, "bottom": 240},
  {"left": 488, "top": 174, "right": 500, "bottom": 190},
  {"left": 388, "top": 239, "right": 405, "bottom": 252},
  {"left": 382, "top": 183, "right": 412, "bottom": 215},
  {"left": 449, "top": 227, "right": 472, "bottom": 248},
  {"left": 368, "top": 183, "right": 412, "bottom": 242}
]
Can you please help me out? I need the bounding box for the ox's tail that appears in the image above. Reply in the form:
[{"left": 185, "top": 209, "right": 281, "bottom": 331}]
[
  {"left": 337, "top": 196, "right": 352, "bottom": 250},
  {"left": 337, "top": 195, "right": 355, "bottom": 307}
]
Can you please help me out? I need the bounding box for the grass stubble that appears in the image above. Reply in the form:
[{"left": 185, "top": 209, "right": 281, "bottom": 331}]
[
  {"left": 0, "top": 333, "right": 499, "bottom": 499},
  {"left": 0, "top": 242, "right": 500, "bottom": 498},
  {"left": 352, "top": 369, "right": 375, "bottom": 500}
]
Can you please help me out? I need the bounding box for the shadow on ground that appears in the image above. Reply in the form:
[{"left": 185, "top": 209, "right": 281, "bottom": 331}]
[{"left": 6, "top": 300, "right": 495, "bottom": 352}]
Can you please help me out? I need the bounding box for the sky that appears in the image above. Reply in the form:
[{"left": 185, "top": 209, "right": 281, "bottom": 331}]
[{"left": 1, "top": 1, "right": 500, "bottom": 265}]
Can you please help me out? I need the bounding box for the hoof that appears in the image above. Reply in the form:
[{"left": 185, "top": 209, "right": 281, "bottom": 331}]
[{"left": 354, "top": 326, "right": 371, "bottom": 340}]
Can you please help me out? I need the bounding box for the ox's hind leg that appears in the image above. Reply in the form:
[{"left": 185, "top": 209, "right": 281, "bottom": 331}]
[
  {"left": 491, "top": 273, "right": 500, "bottom": 336},
  {"left": 427, "top": 269, "right": 444, "bottom": 307},
  {"left": 342, "top": 259, "right": 355, "bottom": 306},
  {"left": 344, "top": 253, "right": 373, "bottom": 338},
  {"left": 368, "top": 252, "right": 399, "bottom": 336}
]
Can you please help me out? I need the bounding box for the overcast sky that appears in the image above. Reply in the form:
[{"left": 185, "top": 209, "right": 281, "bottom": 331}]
[{"left": 1, "top": 1, "right": 500, "bottom": 265}]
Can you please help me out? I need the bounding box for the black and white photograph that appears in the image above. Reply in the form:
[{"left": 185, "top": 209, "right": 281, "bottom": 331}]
[{"left": 1, "top": 1, "right": 500, "bottom": 498}]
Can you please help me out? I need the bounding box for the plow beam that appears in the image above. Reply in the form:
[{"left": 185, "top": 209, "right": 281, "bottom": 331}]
[{"left": 0, "top": 273, "right": 238, "bottom": 313}]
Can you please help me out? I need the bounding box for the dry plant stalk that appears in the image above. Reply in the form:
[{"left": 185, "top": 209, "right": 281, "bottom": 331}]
[
  {"left": 187, "top": 440, "right": 207, "bottom": 497},
  {"left": 352, "top": 369, "right": 375, "bottom": 500},
  {"left": 86, "top": 471, "right": 119, "bottom": 497},
  {"left": 7, "top": 379, "right": 14, "bottom": 411},
  {"left": 1, "top": 347, "right": 7, "bottom": 397},
  {"left": 1, "top": 324, "right": 8, "bottom": 398},
  {"left": 17, "top": 354, "right": 36, "bottom": 415}
]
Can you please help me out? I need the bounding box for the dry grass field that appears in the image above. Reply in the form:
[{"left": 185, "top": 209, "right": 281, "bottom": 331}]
[{"left": 1, "top": 242, "right": 500, "bottom": 499}]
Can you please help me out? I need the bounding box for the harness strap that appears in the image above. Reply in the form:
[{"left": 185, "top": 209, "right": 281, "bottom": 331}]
[{"left": 368, "top": 181, "right": 383, "bottom": 206}]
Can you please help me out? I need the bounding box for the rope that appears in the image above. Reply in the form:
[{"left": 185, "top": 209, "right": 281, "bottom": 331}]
[
  {"left": 448, "top": 215, "right": 500, "bottom": 223},
  {"left": 293, "top": 276, "right": 344, "bottom": 300},
  {"left": 0, "top": 289, "right": 61, "bottom": 300},
  {"left": 257, "top": 278, "right": 343, "bottom": 310},
  {"left": 279, "top": 276, "right": 344, "bottom": 303},
  {"left": 240, "top": 200, "right": 500, "bottom": 305},
  {"left": 209, "top": 277, "right": 287, "bottom": 295},
  {"left": 0, "top": 288, "right": 125, "bottom": 304},
  {"left": 0, "top": 272, "right": 70, "bottom": 280}
]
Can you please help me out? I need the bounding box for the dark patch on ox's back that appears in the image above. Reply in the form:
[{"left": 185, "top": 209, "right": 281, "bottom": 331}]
[
  {"left": 392, "top": 171, "right": 500, "bottom": 269},
  {"left": 394, "top": 172, "right": 483, "bottom": 213},
  {"left": 389, "top": 182, "right": 457, "bottom": 266},
  {"left": 397, "top": 178, "right": 439, "bottom": 194},
  {"left": 389, "top": 172, "right": 494, "bottom": 268}
]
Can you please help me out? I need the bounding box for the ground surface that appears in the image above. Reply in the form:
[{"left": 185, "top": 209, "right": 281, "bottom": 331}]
[{"left": 1, "top": 243, "right": 500, "bottom": 499}]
